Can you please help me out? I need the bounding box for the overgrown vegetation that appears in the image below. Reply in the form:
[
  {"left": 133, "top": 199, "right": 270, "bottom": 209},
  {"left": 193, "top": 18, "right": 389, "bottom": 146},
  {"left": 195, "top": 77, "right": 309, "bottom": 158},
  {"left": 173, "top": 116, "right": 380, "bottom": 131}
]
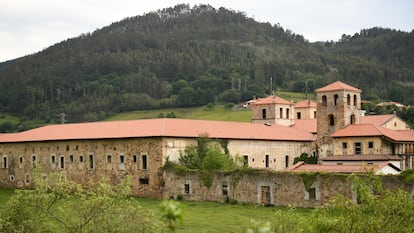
[
  {"left": 0, "top": 167, "right": 177, "bottom": 233},
  {"left": 247, "top": 172, "right": 414, "bottom": 233},
  {"left": 293, "top": 152, "right": 318, "bottom": 165}
]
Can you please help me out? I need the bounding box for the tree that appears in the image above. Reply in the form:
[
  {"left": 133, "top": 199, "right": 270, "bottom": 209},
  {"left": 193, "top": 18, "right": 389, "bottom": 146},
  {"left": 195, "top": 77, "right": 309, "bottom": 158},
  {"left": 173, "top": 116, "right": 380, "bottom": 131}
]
[{"left": 0, "top": 167, "right": 163, "bottom": 233}]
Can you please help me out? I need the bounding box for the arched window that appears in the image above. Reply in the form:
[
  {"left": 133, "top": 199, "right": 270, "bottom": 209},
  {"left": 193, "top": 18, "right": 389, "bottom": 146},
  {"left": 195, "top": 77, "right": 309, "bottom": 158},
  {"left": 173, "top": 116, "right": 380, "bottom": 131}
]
[
  {"left": 322, "top": 95, "right": 327, "bottom": 107},
  {"left": 334, "top": 94, "right": 338, "bottom": 105},
  {"left": 329, "top": 114, "right": 335, "bottom": 126},
  {"left": 347, "top": 94, "right": 351, "bottom": 105},
  {"left": 350, "top": 114, "right": 355, "bottom": 124},
  {"left": 353, "top": 94, "right": 357, "bottom": 106}
]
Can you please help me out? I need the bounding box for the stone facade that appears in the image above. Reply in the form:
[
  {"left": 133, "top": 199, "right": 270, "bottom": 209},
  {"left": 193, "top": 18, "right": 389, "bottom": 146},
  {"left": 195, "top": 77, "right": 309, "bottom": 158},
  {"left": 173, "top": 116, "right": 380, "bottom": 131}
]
[
  {"left": 251, "top": 96, "right": 294, "bottom": 126},
  {"left": 332, "top": 136, "right": 392, "bottom": 156},
  {"left": 0, "top": 138, "right": 165, "bottom": 198},
  {"left": 316, "top": 87, "right": 361, "bottom": 157},
  {"left": 163, "top": 169, "right": 412, "bottom": 207}
]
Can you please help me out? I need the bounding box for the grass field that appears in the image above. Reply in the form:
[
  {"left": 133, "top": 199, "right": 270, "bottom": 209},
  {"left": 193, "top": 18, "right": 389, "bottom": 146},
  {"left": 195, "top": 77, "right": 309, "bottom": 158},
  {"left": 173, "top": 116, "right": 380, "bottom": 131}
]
[
  {"left": 0, "top": 188, "right": 311, "bottom": 233},
  {"left": 107, "top": 105, "right": 252, "bottom": 122}
]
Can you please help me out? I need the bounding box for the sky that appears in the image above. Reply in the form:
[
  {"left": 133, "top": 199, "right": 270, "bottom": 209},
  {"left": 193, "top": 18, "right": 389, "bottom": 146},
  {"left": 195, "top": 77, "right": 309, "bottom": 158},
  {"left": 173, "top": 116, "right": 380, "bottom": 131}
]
[{"left": 0, "top": 0, "right": 413, "bottom": 63}]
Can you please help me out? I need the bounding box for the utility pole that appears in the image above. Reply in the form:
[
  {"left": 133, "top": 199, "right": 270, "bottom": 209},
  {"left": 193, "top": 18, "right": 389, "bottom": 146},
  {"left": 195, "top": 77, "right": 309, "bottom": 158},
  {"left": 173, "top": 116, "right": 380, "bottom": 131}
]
[
  {"left": 57, "top": 113, "right": 69, "bottom": 124},
  {"left": 270, "top": 77, "right": 273, "bottom": 95}
]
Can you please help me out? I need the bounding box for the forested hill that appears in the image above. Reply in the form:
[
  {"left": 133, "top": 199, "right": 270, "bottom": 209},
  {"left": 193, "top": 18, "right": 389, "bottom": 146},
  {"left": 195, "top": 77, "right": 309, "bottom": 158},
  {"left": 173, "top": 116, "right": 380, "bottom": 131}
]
[{"left": 0, "top": 4, "right": 413, "bottom": 129}]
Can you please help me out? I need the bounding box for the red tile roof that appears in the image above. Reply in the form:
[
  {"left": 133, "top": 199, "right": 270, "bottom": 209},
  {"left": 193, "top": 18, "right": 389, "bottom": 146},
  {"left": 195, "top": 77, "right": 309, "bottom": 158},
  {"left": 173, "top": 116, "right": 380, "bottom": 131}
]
[
  {"left": 289, "top": 161, "right": 399, "bottom": 173},
  {"left": 0, "top": 118, "right": 315, "bottom": 143},
  {"left": 360, "top": 114, "right": 395, "bottom": 126},
  {"left": 320, "top": 155, "right": 402, "bottom": 162},
  {"left": 292, "top": 119, "right": 317, "bottom": 133},
  {"left": 331, "top": 123, "right": 414, "bottom": 142},
  {"left": 315, "top": 81, "right": 361, "bottom": 93},
  {"left": 294, "top": 100, "right": 316, "bottom": 108},
  {"left": 252, "top": 95, "right": 292, "bottom": 105}
]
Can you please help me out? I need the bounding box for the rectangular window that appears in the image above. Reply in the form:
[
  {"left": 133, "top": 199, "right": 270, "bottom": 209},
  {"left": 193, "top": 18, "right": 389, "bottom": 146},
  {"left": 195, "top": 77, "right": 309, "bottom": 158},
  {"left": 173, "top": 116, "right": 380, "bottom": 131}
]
[
  {"left": 297, "top": 112, "right": 301, "bottom": 119},
  {"left": 89, "top": 154, "right": 94, "bottom": 170},
  {"left": 368, "top": 141, "right": 374, "bottom": 149},
  {"left": 32, "top": 155, "right": 37, "bottom": 168},
  {"left": 107, "top": 155, "right": 112, "bottom": 163},
  {"left": 120, "top": 155, "right": 125, "bottom": 164},
  {"left": 184, "top": 183, "right": 190, "bottom": 194},
  {"left": 314, "top": 111, "right": 317, "bottom": 119},
  {"left": 79, "top": 155, "right": 84, "bottom": 163},
  {"left": 139, "top": 178, "right": 149, "bottom": 185},
  {"left": 133, "top": 155, "right": 137, "bottom": 163},
  {"left": 342, "top": 142, "right": 348, "bottom": 149},
  {"left": 309, "top": 187, "right": 316, "bottom": 201},
  {"left": 69, "top": 155, "right": 74, "bottom": 163},
  {"left": 265, "top": 155, "right": 269, "bottom": 168},
  {"left": 222, "top": 182, "right": 228, "bottom": 196},
  {"left": 19, "top": 156, "right": 23, "bottom": 164},
  {"left": 60, "top": 156, "right": 65, "bottom": 169},
  {"left": 354, "top": 142, "right": 362, "bottom": 155},
  {"left": 243, "top": 155, "right": 248, "bottom": 167},
  {"left": 262, "top": 109, "right": 266, "bottom": 119},
  {"left": 286, "top": 108, "right": 290, "bottom": 119},
  {"left": 142, "top": 155, "right": 148, "bottom": 170},
  {"left": 51, "top": 155, "right": 56, "bottom": 164},
  {"left": 279, "top": 108, "right": 283, "bottom": 119},
  {"left": 285, "top": 155, "right": 289, "bottom": 168},
  {"left": 2, "top": 156, "right": 7, "bottom": 168}
]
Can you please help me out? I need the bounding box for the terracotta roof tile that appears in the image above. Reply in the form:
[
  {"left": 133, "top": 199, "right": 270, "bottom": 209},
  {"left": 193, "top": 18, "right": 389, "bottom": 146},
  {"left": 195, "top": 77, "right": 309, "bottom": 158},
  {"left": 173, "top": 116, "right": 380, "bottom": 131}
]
[
  {"left": 360, "top": 114, "right": 395, "bottom": 126},
  {"left": 289, "top": 161, "right": 397, "bottom": 173},
  {"left": 252, "top": 95, "right": 292, "bottom": 105},
  {"left": 315, "top": 81, "right": 361, "bottom": 93},
  {"left": 0, "top": 118, "right": 314, "bottom": 143},
  {"left": 320, "top": 155, "right": 402, "bottom": 161},
  {"left": 291, "top": 119, "right": 317, "bottom": 133},
  {"left": 294, "top": 100, "right": 316, "bottom": 108},
  {"left": 332, "top": 123, "right": 414, "bottom": 142}
]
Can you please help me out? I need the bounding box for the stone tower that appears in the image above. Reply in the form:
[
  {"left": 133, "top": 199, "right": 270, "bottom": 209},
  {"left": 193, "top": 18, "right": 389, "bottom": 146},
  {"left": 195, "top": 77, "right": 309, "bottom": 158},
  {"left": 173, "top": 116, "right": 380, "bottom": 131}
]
[
  {"left": 315, "top": 81, "right": 361, "bottom": 157},
  {"left": 251, "top": 95, "right": 294, "bottom": 126}
]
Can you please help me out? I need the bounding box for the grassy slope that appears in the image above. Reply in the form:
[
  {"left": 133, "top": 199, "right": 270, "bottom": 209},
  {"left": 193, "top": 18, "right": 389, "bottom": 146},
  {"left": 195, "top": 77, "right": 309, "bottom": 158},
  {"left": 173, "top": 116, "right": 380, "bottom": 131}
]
[{"left": 107, "top": 91, "right": 315, "bottom": 122}]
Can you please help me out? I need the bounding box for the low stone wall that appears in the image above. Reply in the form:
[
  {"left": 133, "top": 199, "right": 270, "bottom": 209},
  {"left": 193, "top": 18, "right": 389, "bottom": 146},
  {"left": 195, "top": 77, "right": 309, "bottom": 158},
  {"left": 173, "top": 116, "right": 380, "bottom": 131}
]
[{"left": 163, "top": 169, "right": 412, "bottom": 207}]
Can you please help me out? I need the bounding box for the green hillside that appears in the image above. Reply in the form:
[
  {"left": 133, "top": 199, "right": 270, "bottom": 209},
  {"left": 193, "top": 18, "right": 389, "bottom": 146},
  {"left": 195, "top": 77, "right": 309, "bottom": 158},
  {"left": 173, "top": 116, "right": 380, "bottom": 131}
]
[{"left": 0, "top": 4, "right": 412, "bottom": 131}]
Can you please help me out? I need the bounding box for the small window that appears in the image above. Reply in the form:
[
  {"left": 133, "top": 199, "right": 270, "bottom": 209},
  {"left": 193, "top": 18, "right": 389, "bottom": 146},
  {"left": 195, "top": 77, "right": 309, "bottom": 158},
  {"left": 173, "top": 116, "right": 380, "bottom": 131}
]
[
  {"left": 66, "top": 145, "right": 70, "bottom": 151},
  {"left": 350, "top": 114, "right": 355, "bottom": 124},
  {"left": 285, "top": 155, "right": 289, "bottom": 168},
  {"left": 279, "top": 108, "right": 283, "bottom": 119},
  {"left": 139, "top": 178, "right": 149, "bottom": 185},
  {"left": 51, "top": 155, "right": 56, "bottom": 164},
  {"left": 368, "top": 142, "right": 374, "bottom": 149},
  {"left": 120, "top": 155, "right": 125, "bottom": 164},
  {"left": 107, "top": 155, "right": 112, "bottom": 163},
  {"left": 353, "top": 94, "right": 357, "bottom": 106},
  {"left": 142, "top": 155, "right": 148, "bottom": 170},
  {"left": 2, "top": 156, "right": 7, "bottom": 168},
  {"left": 32, "top": 155, "right": 37, "bottom": 167},
  {"left": 262, "top": 109, "right": 267, "bottom": 119},
  {"left": 184, "top": 183, "right": 190, "bottom": 194},
  {"left": 265, "top": 155, "right": 269, "bottom": 168},
  {"left": 19, "top": 156, "right": 23, "bottom": 164},
  {"left": 297, "top": 112, "right": 301, "bottom": 119},
  {"left": 342, "top": 142, "right": 348, "bottom": 149},
  {"left": 243, "top": 155, "right": 248, "bottom": 167},
  {"left": 222, "top": 182, "right": 228, "bottom": 196},
  {"left": 329, "top": 114, "right": 335, "bottom": 126},
  {"left": 347, "top": 94, "right": 351, "bottom": 105},
  {"left": 314, "top": 111, "right": 317, "bottom": 119},
  {"left": 309, "top": 187, "right": 316, "bottom": 201},
  {"left": 133, "top": 155, "right": 137, "bottom": 163},
  {"left": 334, "top": 94, "right": 338, "bottom": 105},
  {"left": 354, "top": 142, "right": 362, "bottom": 155},
  {"left": 322, "top": 95, "right": 327, "bottom": 106},
  {"left": 79, "top": 155, "right": 84, "bottom": 163},
  {"left": 89, "top": 154, "right": 94, "bottom": 170},
  {"left": 69, "top": 155, "right": 74, "bottom": 163},
  {"left": 60, "top": 156, "right": 65, "bottom": 169},
  {"left": 286, "top": 108, "right": 290, "bottom": 119}
]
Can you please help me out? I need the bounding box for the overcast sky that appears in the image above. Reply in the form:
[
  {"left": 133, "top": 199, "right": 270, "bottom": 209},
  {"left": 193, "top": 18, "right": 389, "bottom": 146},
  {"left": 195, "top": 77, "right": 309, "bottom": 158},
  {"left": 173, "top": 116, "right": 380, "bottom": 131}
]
[{"left": 0, "top": 0, "right": 413, "bottom": 63}]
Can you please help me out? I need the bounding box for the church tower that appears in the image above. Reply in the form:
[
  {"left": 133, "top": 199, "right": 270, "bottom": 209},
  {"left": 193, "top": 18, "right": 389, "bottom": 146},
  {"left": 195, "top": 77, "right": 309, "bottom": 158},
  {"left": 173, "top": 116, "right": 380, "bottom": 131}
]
[{"left": 315, "top": 81, "right": 361, "bottom": 157}]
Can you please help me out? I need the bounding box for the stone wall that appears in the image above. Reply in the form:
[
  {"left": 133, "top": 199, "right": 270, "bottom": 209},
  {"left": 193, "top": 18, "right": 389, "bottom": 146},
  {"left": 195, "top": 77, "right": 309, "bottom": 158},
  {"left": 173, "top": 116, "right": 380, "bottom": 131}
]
[{"left": 163, "top": 169, "right": 413, "bottom": 207}]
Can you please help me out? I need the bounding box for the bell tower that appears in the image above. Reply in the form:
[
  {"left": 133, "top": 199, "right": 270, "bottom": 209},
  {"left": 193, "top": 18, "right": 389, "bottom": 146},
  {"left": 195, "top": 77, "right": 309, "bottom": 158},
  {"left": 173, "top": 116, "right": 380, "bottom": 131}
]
[{"left": 316, "top": 81, "right": 361, "bottom": 157}]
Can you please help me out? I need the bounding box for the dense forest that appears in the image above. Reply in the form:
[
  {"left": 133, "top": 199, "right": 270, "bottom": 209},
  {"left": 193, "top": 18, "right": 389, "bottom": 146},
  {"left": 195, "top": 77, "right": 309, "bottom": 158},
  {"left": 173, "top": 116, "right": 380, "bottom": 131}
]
[{"left": 0, "top": 4, "right": 413, "bottom": 131}]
